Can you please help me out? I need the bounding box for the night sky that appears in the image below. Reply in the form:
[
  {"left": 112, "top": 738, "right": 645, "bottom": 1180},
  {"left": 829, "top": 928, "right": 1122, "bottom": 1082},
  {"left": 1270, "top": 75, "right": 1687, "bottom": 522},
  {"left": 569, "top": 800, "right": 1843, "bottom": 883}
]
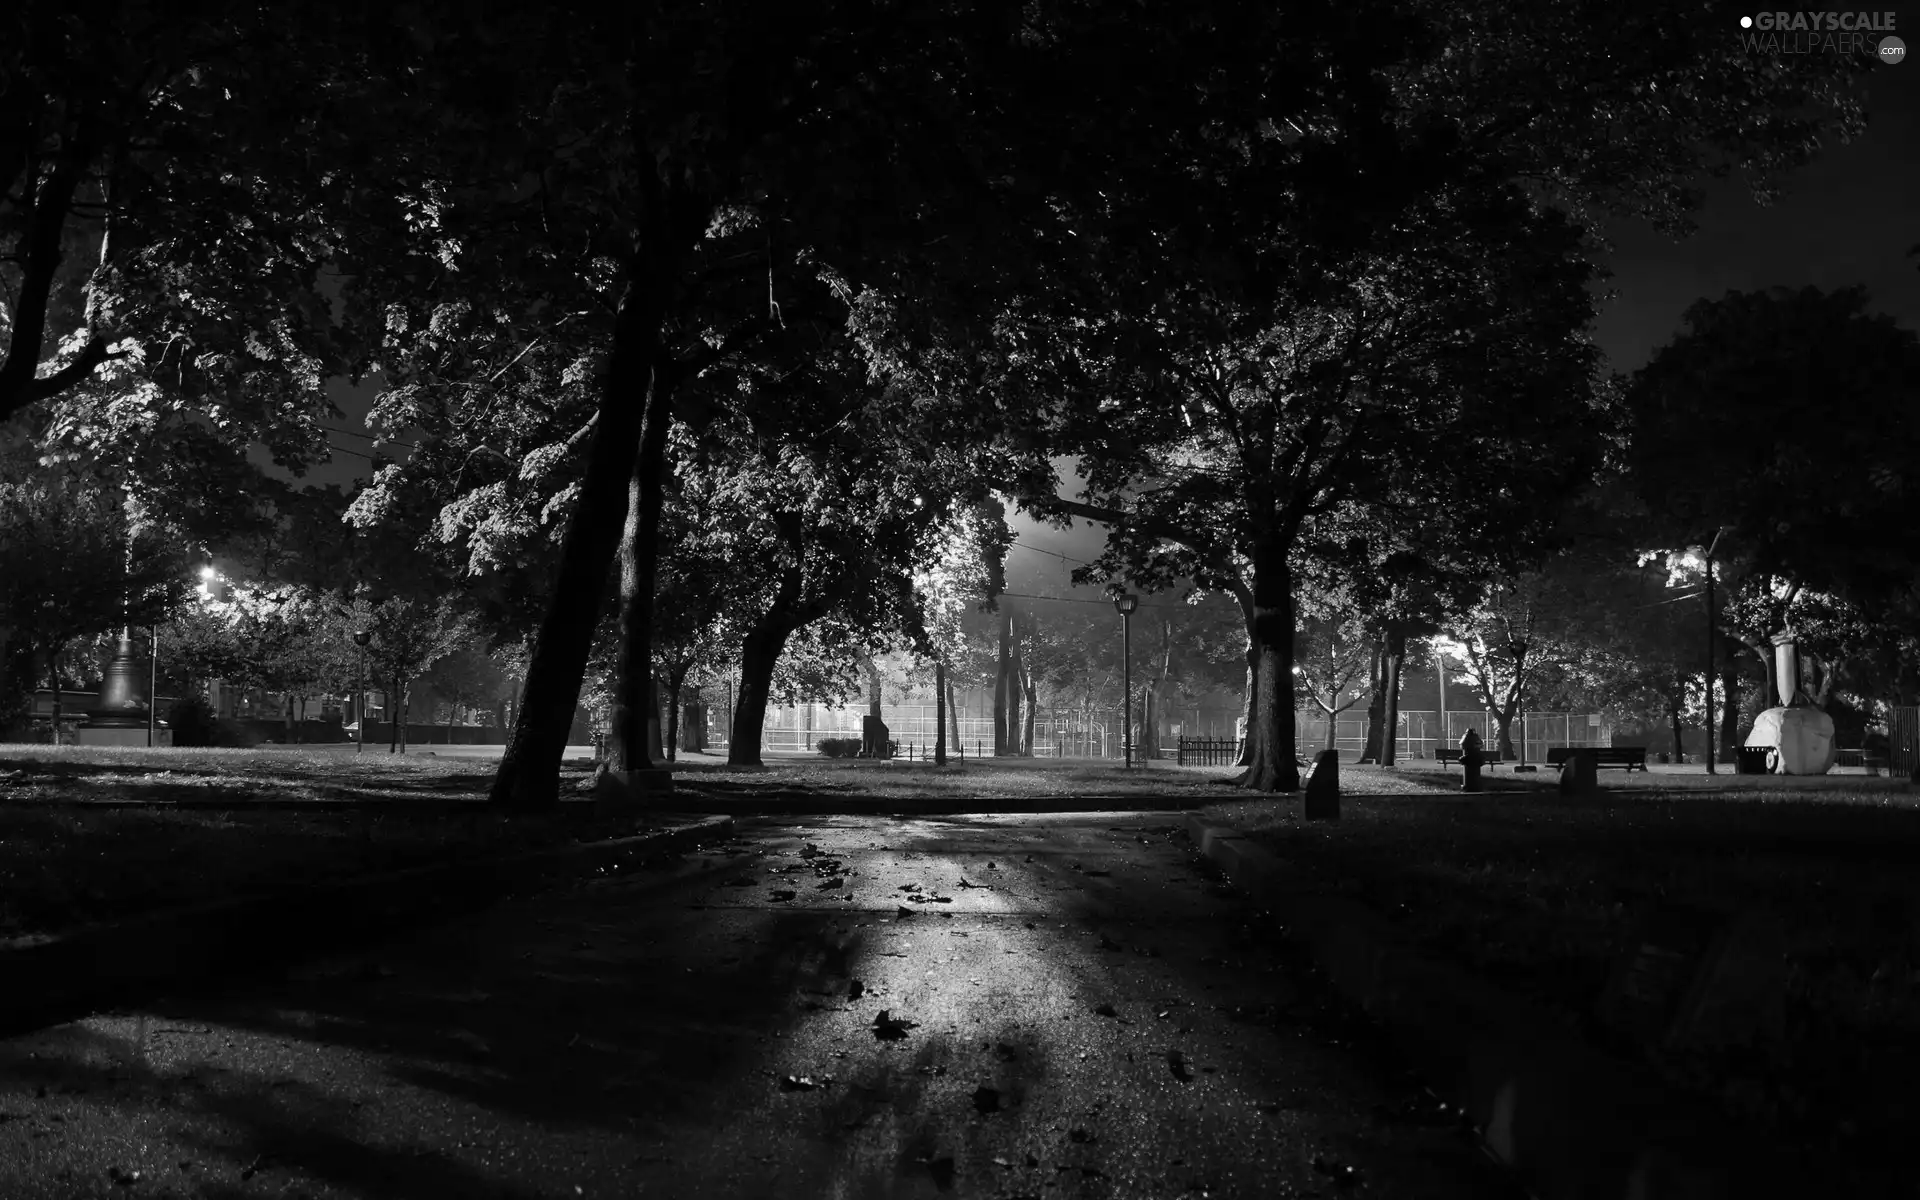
[{"left": 289, "top": 50, "right": 1920, "bottom": 583}]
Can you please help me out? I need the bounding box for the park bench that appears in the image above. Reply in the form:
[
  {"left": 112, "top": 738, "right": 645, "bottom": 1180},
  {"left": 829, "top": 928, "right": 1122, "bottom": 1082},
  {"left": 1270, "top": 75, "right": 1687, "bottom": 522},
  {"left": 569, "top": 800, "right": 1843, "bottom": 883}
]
[
  {"left": 1434, "top": 748, "right": 1502, "bottom": 770},
  {"left": 1833, "top": 747, "right": 1891, "bottom": 772},
  {"left": 1544, "top": 746, "right": 1648, "bottom": 772}
]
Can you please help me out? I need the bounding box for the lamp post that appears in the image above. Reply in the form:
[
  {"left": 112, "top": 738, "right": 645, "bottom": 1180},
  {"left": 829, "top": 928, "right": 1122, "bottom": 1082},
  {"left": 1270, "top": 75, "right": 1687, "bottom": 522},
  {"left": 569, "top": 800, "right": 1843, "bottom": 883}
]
[
  {"left": 1703, "top": 528, "right": 1727, "bottom": 774},
  {"left": 353, "top": 629, "right": 372, "bottom": 754},
  {"left": 1114, "top": 594, "right": 1138, "bottom": 768}
]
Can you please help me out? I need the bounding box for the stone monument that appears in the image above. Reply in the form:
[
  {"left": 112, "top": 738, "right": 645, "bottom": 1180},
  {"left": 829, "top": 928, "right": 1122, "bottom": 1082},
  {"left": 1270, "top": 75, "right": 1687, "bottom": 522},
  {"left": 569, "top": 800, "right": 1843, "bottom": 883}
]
[
  {"left": 1743, "top": 632, "right": 1835, "bottom": 775},
  {"left": 1558, "top": 748, "right": 1598, "bottom": 798},
  {"left": 76, "top": 632, "right": 167, "bottom": 747},
  {"left": 1303, "top": 749, "right": 1339, "bottom": 819}
]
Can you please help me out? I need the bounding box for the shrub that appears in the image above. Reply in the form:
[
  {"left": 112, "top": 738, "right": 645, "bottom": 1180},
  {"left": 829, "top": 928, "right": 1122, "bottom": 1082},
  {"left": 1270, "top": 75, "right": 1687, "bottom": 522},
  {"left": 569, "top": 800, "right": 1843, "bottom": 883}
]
[
  {"left": 211, "top": 717, "right": 263, "bottom": 749},
  {"left": 815, "top": 736, "right": 899, "bottom": 758},
  {"left": 165, "top": 694, "right": 218, "bottom": 747}
]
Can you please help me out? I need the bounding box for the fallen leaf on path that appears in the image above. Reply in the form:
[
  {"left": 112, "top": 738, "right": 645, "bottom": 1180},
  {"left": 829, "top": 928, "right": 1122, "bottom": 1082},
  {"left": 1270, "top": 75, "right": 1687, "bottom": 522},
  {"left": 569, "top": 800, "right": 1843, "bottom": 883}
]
[
  {"left": 872, "top": 1010, "right": 917, "bottom": 1040},
  {"left": 1093, "top": 1003, "right": 1117, "bottom": 1018},
  {"left": 817, "top": 878, "right": 843, "bottom": 890},
  {"left": 896, "top": 906, "right": 916, "bottom": 919},
  {"left": 1068, "top": 1128, "right": 1095, "bottom": 1144},
  {"left": 769, "top": 890, "right": 797, "bottom": 902},
  {"left": 1097, "top": 934, "right": 1122, "bottom": 951},
  {"left": 957, "top": 878, "right": 988, "bottom": 889},
  {"left": 848, "top": 980, "right": 865, "bottom": 1000},
  {"left": 779, "top": 1075, "right": 818, "bottom": 1092},
  {"left": 800, "top": 843, "right": 822, "bottom": 858},
  {"left": 723, "top": 878, "right": 756, "bottom": 888},
  {"left": 973, "top": 1085, "right": 1002, "bottom": 1114},
  {"left": 1167, "top": 1050, "right": 1193, "bottom": 1082},
  {"left": 898, "top": 883, "right": 922, "bottom": 893}
]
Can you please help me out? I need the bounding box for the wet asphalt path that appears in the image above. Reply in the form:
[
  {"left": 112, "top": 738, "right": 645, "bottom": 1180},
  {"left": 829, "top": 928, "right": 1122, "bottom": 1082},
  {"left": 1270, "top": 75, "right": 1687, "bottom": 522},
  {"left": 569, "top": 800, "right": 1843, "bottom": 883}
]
[{"left": 0, "top": 813, "right": 1521, "bottom": 1199}]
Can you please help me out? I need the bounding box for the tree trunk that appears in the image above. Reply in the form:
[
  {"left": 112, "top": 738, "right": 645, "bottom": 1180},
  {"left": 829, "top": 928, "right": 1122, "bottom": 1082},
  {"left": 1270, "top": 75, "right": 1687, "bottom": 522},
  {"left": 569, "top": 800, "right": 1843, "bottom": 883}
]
[
  {"left": 1741, "top": 638, "right": 1775, "bottom": 710},
  {"left": 1379, "top": 630, "right": 1406, "bottom": 766},
  {"left": 1719, "top": 659, "right": 1742, "bottom": 761},
  {"left": 399, "top": 675, "right": 411, "bottom": 754},
  {"left": 863, "top": 654, "right": 883, "bottom": 757},
  {"left": 390, "top": 674, "right": 400, "bottom": 753},
  {"left": 1669, "top": 696, "right": 1686, "bottom": 764},
  {"left": 1144, "top": 617, "right": 1171, "bottom": 761},
  {"left": 1359, "top": 640, "right": 1386, "bottom": 763},
  {"left": 934, "top": 659, "right": 948, "bottom": 765},
  {"left": 610, "top": 368, "right": 677, "bottom": 776},
  {"left": 946, "top": 674, "right": 961, "bottom": 753},
  {"left": 48, "top": 644, "right": 63, "bottom": 744},
  {"left": 729, "top": 624, "right": 791, "bottom": 767},
  {"left": 993, "top": 610, "right": 1013, "bottom": 755},
  {"left": 1324, "top": 701, "right": 1340, "bottom": 752},
  {"left": 1235, "top": 641, "right": 1257, "bottom": 766},
  {"left": 1021, "top": 665, "right": 1037, "bottom": 759},
  {"left": 1494, "top": 695, "right": 1519, "bottom": 760},
  {"left": 666, "top": 661, "right": 691, "bottom": 764},
  {"left": 1237, "top": 541, "right": 1300, "bottom": 792},
  {"left": 1008, "top": 611, "right": 1026, "bottom": 754},
  {"left": 490, "top": 213, "right": 688, "bottom": 813}
]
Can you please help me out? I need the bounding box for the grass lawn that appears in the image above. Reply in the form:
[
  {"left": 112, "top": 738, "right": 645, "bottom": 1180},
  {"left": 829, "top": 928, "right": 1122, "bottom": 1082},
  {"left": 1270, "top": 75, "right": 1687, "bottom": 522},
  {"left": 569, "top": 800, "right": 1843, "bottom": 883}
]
[
  {"left": 0, "top": 746, "right": 1247, "bottom": 946},
  {"left": 1205, "top": 762, "right": 1920, "bottom": 1177},
  {"left": 0, "top": 744, "right": 632, "bottom": 946},
  {"left": 670, "top": 750, "right": 1255, "bottom": 800}
]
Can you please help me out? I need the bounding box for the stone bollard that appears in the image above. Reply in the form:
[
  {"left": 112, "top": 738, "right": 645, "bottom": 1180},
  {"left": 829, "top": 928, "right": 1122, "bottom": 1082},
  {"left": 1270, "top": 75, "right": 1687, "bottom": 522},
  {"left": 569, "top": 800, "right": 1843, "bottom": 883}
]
[
  {"left": 1558, "top": 749, "right": 1599, "bottom": 798},
  {"left": 1304, "top": 749, "right": 1340, "bottom": 820}
]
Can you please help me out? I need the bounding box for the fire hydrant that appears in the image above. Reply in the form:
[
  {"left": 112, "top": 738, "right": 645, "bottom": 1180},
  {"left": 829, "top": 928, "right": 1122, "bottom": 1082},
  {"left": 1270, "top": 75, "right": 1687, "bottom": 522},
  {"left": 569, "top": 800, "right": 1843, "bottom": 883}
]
[{"left": 1460, "top": 728, "right": 1485, "bottom": 793}]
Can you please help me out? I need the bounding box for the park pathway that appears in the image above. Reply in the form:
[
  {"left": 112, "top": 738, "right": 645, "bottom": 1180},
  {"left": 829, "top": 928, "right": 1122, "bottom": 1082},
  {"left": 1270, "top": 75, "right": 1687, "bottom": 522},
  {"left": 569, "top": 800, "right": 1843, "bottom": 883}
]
[{"left": 0, "top": 813, "right": 1520, "bottom": 1199}]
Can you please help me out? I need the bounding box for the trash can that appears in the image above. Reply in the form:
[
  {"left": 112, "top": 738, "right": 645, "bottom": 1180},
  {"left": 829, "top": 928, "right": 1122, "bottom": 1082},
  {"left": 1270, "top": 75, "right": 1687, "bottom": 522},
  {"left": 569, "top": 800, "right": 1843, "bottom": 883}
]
[{"left": 1735, "top": 746, "right": 1772, "bottom": 775}]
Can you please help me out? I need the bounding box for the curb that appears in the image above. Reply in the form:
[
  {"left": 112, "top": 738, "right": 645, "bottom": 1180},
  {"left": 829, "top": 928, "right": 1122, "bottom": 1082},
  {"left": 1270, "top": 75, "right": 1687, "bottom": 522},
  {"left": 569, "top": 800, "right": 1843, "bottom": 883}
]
[
  {"left": 1184, "top": 815, "right": 1802, "bottom": 1200},
  {"left": 0, "top": 813, "right": 734, "bottom": 1036}
]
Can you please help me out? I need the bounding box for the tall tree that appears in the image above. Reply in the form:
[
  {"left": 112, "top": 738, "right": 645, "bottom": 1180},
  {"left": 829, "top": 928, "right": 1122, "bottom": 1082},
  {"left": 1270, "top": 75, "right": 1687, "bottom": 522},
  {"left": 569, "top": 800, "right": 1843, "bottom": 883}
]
[{"left": 1004, "top": 1, "right": 1860, "bottom": 791}]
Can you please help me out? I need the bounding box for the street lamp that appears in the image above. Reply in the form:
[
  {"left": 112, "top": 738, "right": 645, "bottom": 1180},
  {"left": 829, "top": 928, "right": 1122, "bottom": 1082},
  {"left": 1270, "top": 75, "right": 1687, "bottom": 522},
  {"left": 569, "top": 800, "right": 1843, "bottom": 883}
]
[
  {"left": 353, "top": 629, "right": 373, "bottom": 754},
  {"left": 1113, "top": 594, "right": 1138, "bottom": 768}
]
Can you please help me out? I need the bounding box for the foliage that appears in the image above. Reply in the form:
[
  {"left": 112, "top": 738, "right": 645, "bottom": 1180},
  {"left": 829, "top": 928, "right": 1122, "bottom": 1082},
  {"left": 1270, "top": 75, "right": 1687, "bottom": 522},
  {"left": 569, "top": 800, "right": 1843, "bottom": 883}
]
[
  {"left": 1626, "top": 286, "right": 1920, "bottom": 607},
  {"left": 0, "top": 461, "right": 194, "bottom": 709},
  {"left": 163, "top": 693, "right": 217, "bottom": 747}
]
